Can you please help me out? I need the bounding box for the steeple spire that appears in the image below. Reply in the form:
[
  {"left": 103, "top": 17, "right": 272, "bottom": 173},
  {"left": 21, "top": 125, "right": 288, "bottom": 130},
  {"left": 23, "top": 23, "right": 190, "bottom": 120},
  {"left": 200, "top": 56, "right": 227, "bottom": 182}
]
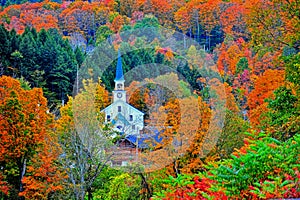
[{"left": 115, "top": 49, "right": 124, "bottom": 81}]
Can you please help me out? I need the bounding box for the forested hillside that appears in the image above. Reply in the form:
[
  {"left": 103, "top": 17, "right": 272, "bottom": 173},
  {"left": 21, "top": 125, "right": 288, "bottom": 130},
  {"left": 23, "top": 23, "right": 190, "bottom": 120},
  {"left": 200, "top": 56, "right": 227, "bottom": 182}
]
[{"left": 0, "top": 0, "right": 299, "bottom": 199}]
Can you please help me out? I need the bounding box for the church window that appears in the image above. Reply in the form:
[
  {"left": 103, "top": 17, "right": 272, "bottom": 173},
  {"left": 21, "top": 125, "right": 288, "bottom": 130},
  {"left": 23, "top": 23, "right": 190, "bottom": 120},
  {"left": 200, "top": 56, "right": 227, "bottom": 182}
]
[
  {"left": 132, "top": 125, "right": 135, "bottom": 130},
  {"left": 117, "top": 83, "right": 122, "bottom": 89},
  {"left": 129, "top": 115, "right": 133, "bottom": 121},
  {"left": 118, "top": 106, "right": 121, "bottom": 112},
  {"left": 107, "top": 115, "right": 111, "bottom": 122}
]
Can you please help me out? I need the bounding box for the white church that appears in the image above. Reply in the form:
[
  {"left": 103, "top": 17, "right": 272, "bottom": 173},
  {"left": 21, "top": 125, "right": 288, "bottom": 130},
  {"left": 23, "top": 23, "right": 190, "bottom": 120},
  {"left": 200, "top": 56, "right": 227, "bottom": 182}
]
[{"left": 102, "top": 51, "right": 144, "bottom": 136}]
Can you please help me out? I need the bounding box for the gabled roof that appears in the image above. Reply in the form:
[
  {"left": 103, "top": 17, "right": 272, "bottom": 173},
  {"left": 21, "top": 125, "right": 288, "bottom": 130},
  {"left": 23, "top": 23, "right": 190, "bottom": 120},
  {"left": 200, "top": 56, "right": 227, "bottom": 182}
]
[
  {"left": 127, "top": 103, "right": 144, "bottom": 115},
  {"left": 101, "top": 101, "right": 144, "bottom": 115},
  {"left": 101, "top": 103, "right": 113, "bottom": 113},
  {"left": 115, "top": 49, "right": 124, "bottom": 81}
]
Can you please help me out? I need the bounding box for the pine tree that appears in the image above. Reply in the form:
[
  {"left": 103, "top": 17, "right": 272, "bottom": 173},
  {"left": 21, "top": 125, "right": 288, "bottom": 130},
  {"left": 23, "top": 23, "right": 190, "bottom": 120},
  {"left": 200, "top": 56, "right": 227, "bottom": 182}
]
[{"left": 19, "top": 30, "right": 38, "bottom": 79}]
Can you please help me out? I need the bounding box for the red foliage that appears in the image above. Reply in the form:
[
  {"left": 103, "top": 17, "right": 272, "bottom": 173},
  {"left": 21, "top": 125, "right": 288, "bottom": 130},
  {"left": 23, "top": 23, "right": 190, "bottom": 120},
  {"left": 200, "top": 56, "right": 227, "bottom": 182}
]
[{"left": 160, "top": 176, "right": 227, "bottom": 200}]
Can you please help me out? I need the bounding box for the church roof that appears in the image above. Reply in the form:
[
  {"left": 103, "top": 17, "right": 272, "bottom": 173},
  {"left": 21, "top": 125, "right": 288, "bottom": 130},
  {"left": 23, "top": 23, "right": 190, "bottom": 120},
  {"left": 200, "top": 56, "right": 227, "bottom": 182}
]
[
  {"left": 101, "top": 101, "right": 144, "bottom": 115},
  {"left": 125, "top": 130, "right": 163, "bottom": 149},
  {"left": 127, "top": 103, "right": 144, "bottom": 115},
  {"left": 115, "top": 49, "right": 124, "bottom": 81}
]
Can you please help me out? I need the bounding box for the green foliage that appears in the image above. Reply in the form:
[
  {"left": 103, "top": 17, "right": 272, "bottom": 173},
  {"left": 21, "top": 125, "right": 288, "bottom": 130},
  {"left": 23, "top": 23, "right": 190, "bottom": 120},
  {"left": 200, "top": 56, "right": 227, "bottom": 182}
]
[
  {"left": 268, "top": 87, "right": 297, "bottom": 113},
  {"left": 0, "top": 25, "right": 11, "bottom": 66},
  {"left": 236, "top": 57, "right": 249, "bottom": 74},
  {"left": 91, "top": 167, "right": 123, "bottom": 200},
  {"left": 209, "top": 132, "right": 300, "bottom": 198},
  {"left": 215, "top": 110, "right": 249, "bottom": 159},
  {"left": 179, "top": 80, "right": 192, "bottom": 97},
  {"left": 264, "top": 86, "right": 299, "bottom": 140},
  {"left": 17, "top": 76, "right": 31, "bottom": 90},
  {"left": 151, "top": 133, "right": 298, "bottom": 198},
  {"left": 177, "top": 63, "right": 203, "bottom": 93},
  {"left": 101, "top": 47, "right": 155, "bottom": 92},
  {"left": 96, "top": 25, "right": 113, "bottom": 45},
  {"left": 284, "top": 53, "right": 300, "bottom": 94},
  {"left": 163, "top": 174, "right": 194, "bottom": 188},
  {"left": 74, "top": 46, "right": 85, "bottom": 66},
  {"left": 106, "top": 173, "right": 141, "bottom": 200},
  {"left": 152, "top": 174, "right": 194, "bottom": 198},
  {"left": 0, "top": 27, "right": 79, "bottom": 107},
  {"left": 133, "top": 14, "right": 160, "bottom": 29}
]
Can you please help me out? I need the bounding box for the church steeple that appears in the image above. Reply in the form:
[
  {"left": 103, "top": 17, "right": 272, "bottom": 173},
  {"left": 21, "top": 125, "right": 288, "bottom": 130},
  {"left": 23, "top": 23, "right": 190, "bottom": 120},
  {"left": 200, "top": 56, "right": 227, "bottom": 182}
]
[
  {"left": 113, "top": 49, "right": 126, "bottom": 102},
  {"left": 115, "top": 49, "right": 124, "bottom": 81}
]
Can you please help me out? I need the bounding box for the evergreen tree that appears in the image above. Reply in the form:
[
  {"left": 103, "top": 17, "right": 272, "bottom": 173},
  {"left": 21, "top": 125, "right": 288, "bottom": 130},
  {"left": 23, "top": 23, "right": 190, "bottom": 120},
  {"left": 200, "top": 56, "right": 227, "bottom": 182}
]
[
  {"left": 74, "top": 46, "right": 85, "bottom": 66},
  {"left": 19, "top": 30, "right": 38, "bottom": 79},
  {"left": 9, "top": 29, "right": 19, "bottom": 54},
  {"left": 0, "top": 25, "right": 10, "bottom": 67}
]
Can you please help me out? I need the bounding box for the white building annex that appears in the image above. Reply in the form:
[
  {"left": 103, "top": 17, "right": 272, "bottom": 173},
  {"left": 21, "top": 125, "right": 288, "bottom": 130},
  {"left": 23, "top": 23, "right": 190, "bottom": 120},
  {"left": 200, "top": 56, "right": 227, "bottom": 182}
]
[{"left": 102, "top": 51, "right": 144, "bottom": 136}]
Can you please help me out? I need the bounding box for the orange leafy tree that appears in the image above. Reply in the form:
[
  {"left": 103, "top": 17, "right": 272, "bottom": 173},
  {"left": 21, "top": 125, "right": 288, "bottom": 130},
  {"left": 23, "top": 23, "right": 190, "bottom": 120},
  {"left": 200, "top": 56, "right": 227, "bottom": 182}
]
[
  {"left": 248, "top": 69, "right": 285, "bottom": 127},
  {"left": 19, "top": 128, "right": 67, "bottom": 199},
  {"left": 174, "top": 6, "right": 192, "bottom": 48},
  {"left": 0, "top": 2, "right": 60, "bottom": 34},
  {"left": 220, "top": 2, "right": 249, "bottom": 39},
  {"left": 0, "top": 76, "right": 57, "bottom": 198}
]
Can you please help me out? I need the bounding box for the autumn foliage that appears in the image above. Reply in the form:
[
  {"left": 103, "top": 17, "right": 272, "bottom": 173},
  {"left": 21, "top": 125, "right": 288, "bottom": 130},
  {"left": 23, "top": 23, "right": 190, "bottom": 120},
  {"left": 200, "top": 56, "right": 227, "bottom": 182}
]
[
  {"left": 0, "top": 76, "right": 65, "bottom": 198},
  {"left": 0, "top": 0, "right": 299, "bottom": 199}
]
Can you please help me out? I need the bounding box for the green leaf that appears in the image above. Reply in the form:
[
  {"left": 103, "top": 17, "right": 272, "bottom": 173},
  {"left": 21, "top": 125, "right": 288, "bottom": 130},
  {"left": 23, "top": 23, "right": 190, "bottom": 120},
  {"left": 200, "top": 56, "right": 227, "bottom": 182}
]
[{"left": 280, "top": 180, "right": 292, "bottom": 187}]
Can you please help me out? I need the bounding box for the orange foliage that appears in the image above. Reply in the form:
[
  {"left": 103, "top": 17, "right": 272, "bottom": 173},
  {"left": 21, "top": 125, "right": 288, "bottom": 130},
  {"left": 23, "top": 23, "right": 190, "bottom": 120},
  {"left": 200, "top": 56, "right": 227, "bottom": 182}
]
[
  {"left": 137, "top": 0, "right": 173, "bottom": 25},
  {"left": 251, "top": 51, "right": 282, "bottom": 75},
  {"left": 7, "top": 16, "right": 25, "bottom": 34},
  {"left": 225, "top": 82, "right": 239, "bottom": 113},
  {"left": 0, "top": 174, "right": 9, "bottom": 195},
  {"left": 174, "top": 6, "right": 192, "bottom": 34},
  {"left": 19, "top": 130, "right": 67, "bottom": 199},
  {"left": 0, "top": 76, "right": 62, "bottom": 197},
  {"left": 198, "top": 0, "right": 221, "bottom": 33},
  {"left": 59, "top": 1, "right": 112, "bottom": 37},
  {"left": 220, "top": 3, "right": 248, "bottom": 38},
  {"left": 248, "top": 69, "right": 285, "bottom": 110},
  {"left": 249, "top": 102, "right": 269, "bottom": 128},
  {"left": 0, "top": 2, "right": 59, "bottom": 34},
  {"left": 217, "top": 37, "right": 252, "bottom": 77},
  {"left": 110, "top": 15, "right": 125, "bottom": 33},
  {"left": 156, "top": 47, "right": 174, "bottom": 61},
  {"left": 180, "top": 96, "right": 212, "bottom": 174},
  {"left": 0, "top": 0, "right": 112, "bottom": 35},
  {"left": 0, "top": 76, "right": 48, "bottom": 162}
]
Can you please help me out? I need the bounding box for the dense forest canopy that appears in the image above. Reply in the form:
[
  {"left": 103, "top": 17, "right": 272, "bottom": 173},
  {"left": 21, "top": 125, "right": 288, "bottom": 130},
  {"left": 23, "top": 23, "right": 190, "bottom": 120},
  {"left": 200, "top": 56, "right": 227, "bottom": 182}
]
[{"left": 0, "top": 0, "right": 299, "bottom": 199}]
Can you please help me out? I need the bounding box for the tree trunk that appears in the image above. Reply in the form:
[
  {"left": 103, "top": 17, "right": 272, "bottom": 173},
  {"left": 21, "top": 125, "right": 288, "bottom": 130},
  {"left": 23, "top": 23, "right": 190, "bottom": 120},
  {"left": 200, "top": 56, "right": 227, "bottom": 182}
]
[
  {"left": 208, "top": 32, "right": 211, "bottom": 51},
  {"left": 173, "top": 160, "right": 180, "bottom": 177},
  {"left": 196, "top": 15, "right": 200, "bottom": 43},
  {"left": 140, "top": 173, "right": 152, "bottom": 199},
  {"left": 19, "top": 158, "right": 26, "bottom": 200},
  {"left": 87, "top": 187, "right": 93, "bottom": 200}
]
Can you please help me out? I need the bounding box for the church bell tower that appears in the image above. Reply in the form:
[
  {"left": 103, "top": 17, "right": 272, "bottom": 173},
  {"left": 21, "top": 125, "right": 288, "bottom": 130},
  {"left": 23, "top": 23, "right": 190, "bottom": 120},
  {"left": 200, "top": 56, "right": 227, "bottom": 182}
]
[{"left": 113, "top": 50, "right": 126, "bottom": 102}]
